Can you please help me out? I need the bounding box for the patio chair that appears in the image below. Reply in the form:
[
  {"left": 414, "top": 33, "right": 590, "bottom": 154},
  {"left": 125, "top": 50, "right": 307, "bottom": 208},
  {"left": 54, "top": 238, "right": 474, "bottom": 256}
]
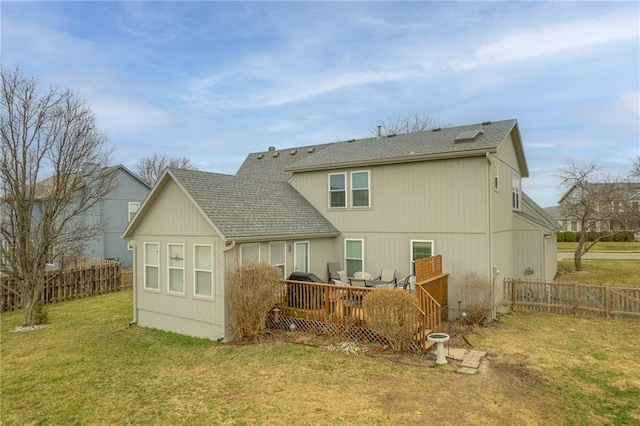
[
  {"left": 327, "top": 262, "right": 341, "bottom": 282},
  {"left": 353, "top": 271, "right": 373, "bottom": 280},
  {"left": 373, "top": 268, "right": 396, "bottom": 284},
  {"left": 395, "top": 275, "right": 411, "bottom": 290},
  {"left": 333, "top": 270, "right": 350, "bottom": 285}
]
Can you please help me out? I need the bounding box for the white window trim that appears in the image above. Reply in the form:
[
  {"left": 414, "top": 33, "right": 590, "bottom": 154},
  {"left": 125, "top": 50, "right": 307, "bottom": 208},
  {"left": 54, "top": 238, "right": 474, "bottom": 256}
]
[
  {"left": 293, "top": 241, "right": 310, "bottom": 273},
  {"left": 350, "top": 170, "right": 371, "bottom": 208},
  {"left": 143, "top": 242, "right": 160, "bottom": 292},
  {"left": 193, "top": 244, "right": 214, "bottom": 300},
  {"left": 128, "top": 202, "right": 140, "bottom": 222},
  {"left": 512, "top": 173, "right": 521, "bottom": 210},
  {"left": 269, "top": 241, "right": 287, "bottom": 278},
  {"left": 344, "top": 238, "right": 364, "bottom": 277},
  {"left": 167, "top": 243, "right": 186, "bottom": 295},
  {"left": 328, "top": 172, "right": 347, "bottom": 209},
  {"left": 493, "top": 164, "right": 499, "bottom": 192},
  {"left": 410, "top": 240, "right": 434, "bottom": 276},
  {"left": 240, "top": 243, "right": 261, "bottom": 267}
]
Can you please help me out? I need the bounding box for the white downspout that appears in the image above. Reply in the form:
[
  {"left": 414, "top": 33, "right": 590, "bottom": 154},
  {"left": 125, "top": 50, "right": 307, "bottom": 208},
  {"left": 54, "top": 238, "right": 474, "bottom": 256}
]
[{"left": 128, "top": 240, "right": 137, "bottom": 324}]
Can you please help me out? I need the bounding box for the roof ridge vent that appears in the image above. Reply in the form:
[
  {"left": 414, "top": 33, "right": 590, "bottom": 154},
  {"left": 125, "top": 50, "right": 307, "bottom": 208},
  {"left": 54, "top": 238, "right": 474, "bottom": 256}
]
[
  {"left": 455, "top": 129, "right": 482, "bottom": 143},
  {"left": 307, "top": 147, "right": 315, "bottom": 153},
  {"left": 432, "top": 127, "right": 442, "bottom": 132},
  {"left": 482, "top": 120, "right": 492, "bottom": 125},
  {"left": 290, "top": 149, "right": 297, "bottom": 155},
  {"left": 256, "top": 154, "right": 264, "bottom": 159}
]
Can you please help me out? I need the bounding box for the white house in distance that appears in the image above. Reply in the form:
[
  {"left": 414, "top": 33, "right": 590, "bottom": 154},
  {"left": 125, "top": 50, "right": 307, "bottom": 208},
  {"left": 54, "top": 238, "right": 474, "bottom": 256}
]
[{"left": 123, "top": 119, "right": 559, "bottom": 341}]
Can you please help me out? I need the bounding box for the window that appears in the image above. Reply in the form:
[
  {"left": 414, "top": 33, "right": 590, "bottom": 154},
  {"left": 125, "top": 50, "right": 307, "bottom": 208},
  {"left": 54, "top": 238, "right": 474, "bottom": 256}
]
[
  {"left": 194, "top": 244, "right": 213, "bottom": 298},
  {"left": 294, "top": 241, "right": 309, "bottom": 273},
  {"left": 144, "top": 243, "right": 159, "bottom": 290},
  {"left": 269, "top": 242, "right": 286, "bottom": 278},
  {"left": 329, "top": 173, "right": 346, "bottom": 208},
  {"left": 351, "top": 171, "right": 370, "bottom": 207},
  {"left": 240, "top": 243, "right": 260, "bottom": 267},
  {"left": 512, "top": 174, "right": 521, "bottom": 210},
  {"left": 411, "top": 240, "right": 433, "bottom": 276},
  {"left": 493, "top": 164, "right": 499, "bottom": 191},
  {"left": 168, "top": 244, "right": 185, "bottom": 294},
  {"left": 128, "top": 202, "right": 140, "bottom": 222},
  {"left": 570, "top": 221, "right": 577, "bottom": 232},
  {"left": 345, "top": 239, "right": 364, "bottom": 277}
]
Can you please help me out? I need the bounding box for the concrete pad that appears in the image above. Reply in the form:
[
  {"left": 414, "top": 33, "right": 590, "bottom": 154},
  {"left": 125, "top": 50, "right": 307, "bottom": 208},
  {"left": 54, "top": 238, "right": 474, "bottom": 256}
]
[
  {"left": 461, "top": 359, "right": 481, "bottom": 369},
  {"left": 457, "top": 367, "right": 478, "bottom": 375},
  {"left": 446, "top": 348, "right": 468, "bottom": 361}
]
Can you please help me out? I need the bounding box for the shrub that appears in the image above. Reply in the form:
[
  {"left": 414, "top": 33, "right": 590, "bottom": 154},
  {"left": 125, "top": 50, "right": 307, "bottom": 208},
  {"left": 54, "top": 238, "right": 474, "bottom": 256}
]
[
  {"left": 460, "top": 271, "right": 492, "bottom": 326},
  {"left": 613, "top": 232, "right": 627, "bottom": 242},
  {"left": 587, "top": 231, "right": 600, "bottom": 242},
  {"left": 363, "top": 289, "right": 421, "bottom": 352},
  {"left": 228, "top": 262, "right": 282, "bottom": 341},
  {"left": 600, "top": 233, "right": 613, "bottom": 242},
  {"left": 624, "top": 231, "right": 635, "bottom": 242},
  {"left": 564, "top": 231, "right": 577, "bottom": 242},
  {"left": 556, "top": 232, "right": 565, "bottom": 242},
  {"left": 34, "top": 303, "right": 49, "bottom": 324}
]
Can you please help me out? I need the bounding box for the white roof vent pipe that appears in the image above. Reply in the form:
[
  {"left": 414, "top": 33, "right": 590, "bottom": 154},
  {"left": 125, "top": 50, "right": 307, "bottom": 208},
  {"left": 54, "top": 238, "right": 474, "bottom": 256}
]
[{"left": 376, "top": 125, "right": 382, "bottom": 139}]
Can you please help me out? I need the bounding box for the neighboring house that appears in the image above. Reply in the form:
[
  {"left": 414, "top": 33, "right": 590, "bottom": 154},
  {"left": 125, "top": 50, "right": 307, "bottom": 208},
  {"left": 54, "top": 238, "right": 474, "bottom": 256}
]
[
  {"left": 123, "top": 119, "right": 559, "bottom": 341},
  {"left": 83, "top": 165, "right": 151, "bottom": 267},
  {"left": 544, "top": 183, "right": 640, "bottom": 234}
]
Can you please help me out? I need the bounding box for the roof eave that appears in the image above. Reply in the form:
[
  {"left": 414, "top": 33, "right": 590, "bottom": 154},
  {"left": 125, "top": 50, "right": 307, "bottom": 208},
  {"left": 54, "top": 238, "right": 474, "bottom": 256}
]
[
  {"left": 227, "top": 231, "right": 340, "bottom": 243},
  {"left": 285, "top": 148, "right": 498, "bottom": 173}
]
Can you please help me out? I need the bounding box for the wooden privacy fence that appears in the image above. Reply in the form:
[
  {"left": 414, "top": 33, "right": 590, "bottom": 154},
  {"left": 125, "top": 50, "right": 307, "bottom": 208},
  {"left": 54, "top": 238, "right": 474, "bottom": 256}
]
[
  {"left": 1, "top": 262, "right": 122, "bottom": 312},
  {"left": 415, "top": 255, "right": 448, "bottom": 321},
  {"left": 504, "top": 278, "right": 640, "bottom": 319},
  {"left": 266, "top": 275, "right": 448, "bottom": 352}
]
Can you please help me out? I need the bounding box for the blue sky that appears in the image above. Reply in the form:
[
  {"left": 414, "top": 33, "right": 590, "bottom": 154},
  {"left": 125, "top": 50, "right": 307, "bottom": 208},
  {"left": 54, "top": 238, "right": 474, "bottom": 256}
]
[{"left": 2, "top": 1, "right": 638, "bottom": 207}]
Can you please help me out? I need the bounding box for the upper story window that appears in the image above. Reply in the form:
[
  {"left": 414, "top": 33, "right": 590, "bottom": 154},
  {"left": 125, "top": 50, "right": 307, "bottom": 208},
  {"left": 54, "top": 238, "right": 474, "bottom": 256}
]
[
  {"left": 351, "top": 171, "right": 370, "bottom": 207},
  {"left": 329, "top": 173, "right": 346, "bottom": 208},
  {"left": 144, "top": 243, "right": 159, "bottom": 290},
  {"left": 512, "top": 174, "right": 521, "bottom": 210},
  {"left": 128, "top": 202, "right": 140, "bottom": 222}
]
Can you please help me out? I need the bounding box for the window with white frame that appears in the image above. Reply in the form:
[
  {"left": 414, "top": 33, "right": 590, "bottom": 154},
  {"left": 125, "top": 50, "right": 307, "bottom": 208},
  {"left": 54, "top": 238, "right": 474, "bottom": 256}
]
[
  {"left": 411, "top": 240, "right": 433, "bottom": 276},
  {"left": 240, "top": 243, "right": 260, "bottom": 267},
  {"left": 269, "top": 242, "right": 286, "bottom": 278},
  {"left": 194, "top": 244, "right": 213, "bottom": 298},
  {"left": 493, "top": 164, "right": 499, "bottom": 191},
  {"left": 128, "top": 202, "right": 140, "bottom": 222},
  {"left": 167, "top": 244, "right": 185, "bottom": 294},
  {"left": 329, "top": 173, "right": 346, "bottom": 208},
  {"left": 345, "top": 239, "right": 364, "bottom": 277},
  {"left": 512, "top": 174, "right": 521, "bottom": 210},
  {"left": 570, "top": 221, "right": 577, "bottom": 232},
  {"left": 351, "top": 171, "right": 370, "bottom": 207},
  {"left": 144, "top": 243, "right": 159, "bottom": 290}
]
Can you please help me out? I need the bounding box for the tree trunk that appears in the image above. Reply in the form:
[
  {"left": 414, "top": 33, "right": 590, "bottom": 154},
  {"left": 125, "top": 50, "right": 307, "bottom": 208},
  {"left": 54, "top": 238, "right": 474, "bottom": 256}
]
[{"left": 574, "top": 253, "right": 582, "bottom": 272}]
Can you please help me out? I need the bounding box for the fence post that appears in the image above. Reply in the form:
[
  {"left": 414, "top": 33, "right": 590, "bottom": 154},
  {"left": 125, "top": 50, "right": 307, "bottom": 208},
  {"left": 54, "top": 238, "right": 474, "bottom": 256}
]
[{"left": 511, "top": 279, "right": 517, "bottom": 308}]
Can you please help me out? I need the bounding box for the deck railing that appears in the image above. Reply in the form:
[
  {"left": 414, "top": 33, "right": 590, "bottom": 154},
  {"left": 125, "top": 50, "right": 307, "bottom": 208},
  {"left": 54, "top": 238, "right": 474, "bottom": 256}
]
[{"left": 267, "top": 277, "right": 448, "bottom": 352}]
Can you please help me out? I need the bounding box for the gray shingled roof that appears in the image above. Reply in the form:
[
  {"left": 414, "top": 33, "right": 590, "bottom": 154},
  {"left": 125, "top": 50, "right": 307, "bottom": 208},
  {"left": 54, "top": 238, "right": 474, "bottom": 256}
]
[
  {"left": 169, "top": 168, "right": 338, "bottom": 239},
  {"left": 237, "top": 119, "right": 520, "bottom": 180},
  {"left": 236, "top": 142, "right": 334, "bottom": 182},
  {"left": 519, "top": 193, "right": 563, "bottom": 231}
]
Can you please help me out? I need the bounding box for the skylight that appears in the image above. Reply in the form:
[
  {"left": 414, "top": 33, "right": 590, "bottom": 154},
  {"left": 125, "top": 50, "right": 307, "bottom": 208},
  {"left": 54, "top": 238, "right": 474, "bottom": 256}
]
[{"left": 455, "top": 129, "right": 482, "bottom": 142}]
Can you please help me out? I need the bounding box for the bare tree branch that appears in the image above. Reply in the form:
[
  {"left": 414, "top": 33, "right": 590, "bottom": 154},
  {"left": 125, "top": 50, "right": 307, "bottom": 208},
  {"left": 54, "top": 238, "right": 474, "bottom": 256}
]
[
  {"left": 1, "top": 65, "right": 115, "bottom": 325},
  {"left": 371, "top": 113, "right": 446, "bottom": 137},
  {"left": 134, "top": 153, "right": 197, "bottom": 186}
]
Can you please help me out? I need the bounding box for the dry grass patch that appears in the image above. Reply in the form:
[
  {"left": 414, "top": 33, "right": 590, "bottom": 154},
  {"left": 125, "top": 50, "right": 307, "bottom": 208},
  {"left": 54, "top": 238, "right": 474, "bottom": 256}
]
[{"left": 556, "top": 259, "right": 640, "bottom": 287}]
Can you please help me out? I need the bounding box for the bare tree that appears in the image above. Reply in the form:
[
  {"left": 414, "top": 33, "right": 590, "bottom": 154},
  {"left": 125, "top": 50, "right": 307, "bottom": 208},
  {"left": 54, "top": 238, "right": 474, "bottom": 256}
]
[
  {"left": 134, "top": 153, "right": 197, "bottom": 186},
  {"left": 557, "top": 160, "right": 638, "bottom": 271},
  {"left": 371, "top": 113, "right": 445, "bottom": 137},
  {"left": 1, "top": 66, "right": 115, "bottom": 326},
  {"left": 632, "top": 156, "right": 640, "bottom": 179}
]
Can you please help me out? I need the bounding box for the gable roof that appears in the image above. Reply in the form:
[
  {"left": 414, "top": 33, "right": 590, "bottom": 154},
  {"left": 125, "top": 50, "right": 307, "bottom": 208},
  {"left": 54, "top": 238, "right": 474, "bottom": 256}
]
[
  {"left": 558, "top": 182, "right": 640, "bottom": 204},
  {"left": 123, "top": 168, "right": 339, "bottom": 241},
  {"left": 237, "top": 119, "right": 528, "bottom": 179}
]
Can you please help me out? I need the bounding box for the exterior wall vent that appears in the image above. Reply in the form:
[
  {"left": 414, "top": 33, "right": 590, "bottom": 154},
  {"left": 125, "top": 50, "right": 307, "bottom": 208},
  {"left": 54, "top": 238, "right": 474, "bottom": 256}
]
[{"left": 455, "top": 129, "right": 482, "bottom": 142}]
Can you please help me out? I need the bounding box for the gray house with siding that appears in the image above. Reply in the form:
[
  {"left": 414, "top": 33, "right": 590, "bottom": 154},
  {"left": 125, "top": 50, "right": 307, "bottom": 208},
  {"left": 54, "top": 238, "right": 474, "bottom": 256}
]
[{"left": 123, "top": 119, "right": 559, "bottom": 341}]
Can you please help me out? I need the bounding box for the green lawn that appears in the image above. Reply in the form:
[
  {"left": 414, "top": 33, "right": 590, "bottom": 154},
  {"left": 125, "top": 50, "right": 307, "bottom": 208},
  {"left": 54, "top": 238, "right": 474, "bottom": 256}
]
[
  {"left": 558, "top": 241, "right": 640, "bottom": 252},
  {"left": 556, "top": 259, "right": 640, "bottom": 287},
  {"left": 2, "top": 291, "right": 639, "bottom": 425}
]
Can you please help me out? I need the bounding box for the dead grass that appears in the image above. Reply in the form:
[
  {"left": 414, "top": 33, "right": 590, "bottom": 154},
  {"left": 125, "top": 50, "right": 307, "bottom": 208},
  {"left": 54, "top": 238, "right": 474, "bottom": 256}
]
[
  {"left": 2, "top": 291, "right": 638, "bottom": 425},
  {"left": 556, "top": 259, "right": 640, "bottom": 287},
  {"left": 557, "top": 241, "right": 640, "bottom": 252}
]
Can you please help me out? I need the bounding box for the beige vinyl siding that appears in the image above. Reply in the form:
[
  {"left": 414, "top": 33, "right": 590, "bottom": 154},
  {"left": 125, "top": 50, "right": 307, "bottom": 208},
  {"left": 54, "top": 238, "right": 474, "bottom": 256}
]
[
  {"left": 132, "top": 180, "right": 227, "bottom": 341},
  {"left": 291, "top": 157, "right": 489, "bottom": 234}
]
